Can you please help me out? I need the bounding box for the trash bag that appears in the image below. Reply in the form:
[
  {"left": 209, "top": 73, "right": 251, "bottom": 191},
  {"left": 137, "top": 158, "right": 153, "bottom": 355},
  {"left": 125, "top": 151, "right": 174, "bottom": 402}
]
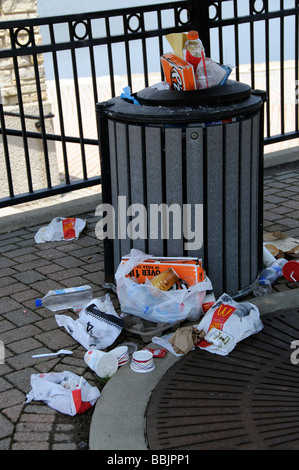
[
  {"left": 35, "top": 217, "right": 86, "bottom": 243},
  {"left": 24, "top": 371, "right": 100, "bottom": 416},
  {"left": 55, "top": 294, "right": 124, "bottom": 350},
  {"left": 196, "top": 293, "right": 263, "bottom": 355},
  {"left": 115, "top": 249, "right": 213, "bottom": 324}
]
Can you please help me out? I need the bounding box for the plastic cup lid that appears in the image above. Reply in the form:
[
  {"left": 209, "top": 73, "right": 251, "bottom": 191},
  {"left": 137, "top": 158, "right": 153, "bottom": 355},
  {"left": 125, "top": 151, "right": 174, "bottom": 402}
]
[{"left": 282, "top": 261, "right": 299, "bottom": 282}]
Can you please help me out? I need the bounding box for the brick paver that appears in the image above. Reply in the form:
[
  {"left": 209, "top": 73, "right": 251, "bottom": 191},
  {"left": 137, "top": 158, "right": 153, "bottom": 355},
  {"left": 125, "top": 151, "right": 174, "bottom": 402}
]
[{"left": 0, "top": 161, "right": 298, "bottom": 450}]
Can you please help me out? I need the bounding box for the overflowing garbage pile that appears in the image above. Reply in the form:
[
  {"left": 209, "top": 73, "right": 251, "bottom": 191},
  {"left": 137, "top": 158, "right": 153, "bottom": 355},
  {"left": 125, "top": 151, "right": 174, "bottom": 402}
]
[
  {"left": 25, "top": 233, "right": 298, "bottom": 415},
  {"left": 119, "top": 30, "right": 233, "bottom": 105},
  {"left": 114, "top": 249, "right": 264, "bottom": 355}
]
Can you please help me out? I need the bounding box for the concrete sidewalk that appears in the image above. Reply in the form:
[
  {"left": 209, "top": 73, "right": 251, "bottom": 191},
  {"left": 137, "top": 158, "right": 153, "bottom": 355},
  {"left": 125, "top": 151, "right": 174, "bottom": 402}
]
[{"left": 0, "top": 160, "right": 298, "bottom": 450}]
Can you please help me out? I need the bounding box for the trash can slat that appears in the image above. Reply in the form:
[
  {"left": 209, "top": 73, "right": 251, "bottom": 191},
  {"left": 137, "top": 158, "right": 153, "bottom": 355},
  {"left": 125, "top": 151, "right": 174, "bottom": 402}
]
[
  {"left": 224, "top": 121, "right": 240, "bottom": 294},
  {"left": 115, "top": 122, "right": 131, "bottom": 257},
  {"left": 165, "top": 127, "right": 183, "bottom": 257},
  {"left": 128, "top": 124, "right": 147, "bottom": 253},
  {"left": 108, "top": 120, "right": 121, "bottom": 275},
  {"left": 206, "top": 125, "right": 224, "bottom": 297},
  {"left": 145, "top": 126, "right": 164, "bottom": 256},
  {"left": 239, "top": 119, "right": 252, "bottom": 289},
  {"left": 185, "top": 127, "right": 204, "bottom": 259},
  {"left": 250, "top": 114, "right": 260, "bottom": 282}
]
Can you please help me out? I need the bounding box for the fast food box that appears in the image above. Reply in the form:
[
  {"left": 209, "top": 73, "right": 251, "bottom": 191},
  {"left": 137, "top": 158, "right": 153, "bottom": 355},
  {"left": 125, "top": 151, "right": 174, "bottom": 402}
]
[
  {"left": 121, "top": 256, "right": 205, "bottom": 288},
  {"left": 161, "top": 53, "right": 196, "bottom": 91}
]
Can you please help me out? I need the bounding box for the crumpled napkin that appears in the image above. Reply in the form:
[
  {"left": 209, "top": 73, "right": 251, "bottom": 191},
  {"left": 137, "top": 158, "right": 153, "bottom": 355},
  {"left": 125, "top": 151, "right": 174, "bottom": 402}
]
[{"left": 168, "top": 325, "right": 205, "bottom": 355}]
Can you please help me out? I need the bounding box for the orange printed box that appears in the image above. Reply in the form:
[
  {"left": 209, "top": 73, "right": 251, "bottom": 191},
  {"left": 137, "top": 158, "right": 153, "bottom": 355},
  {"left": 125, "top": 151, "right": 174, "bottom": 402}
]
[
  {"left": 161, "top": 53, "right": 196, "bottom": 91},
  {"left": 121, "top": 256, "right": 205, "bottom": 287}
]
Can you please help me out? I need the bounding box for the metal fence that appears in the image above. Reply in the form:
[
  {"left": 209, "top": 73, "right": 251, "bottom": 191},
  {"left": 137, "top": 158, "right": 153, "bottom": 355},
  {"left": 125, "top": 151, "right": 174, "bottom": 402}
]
[{"left": 0, "top": 0, "right": 298, "bottom": 208}]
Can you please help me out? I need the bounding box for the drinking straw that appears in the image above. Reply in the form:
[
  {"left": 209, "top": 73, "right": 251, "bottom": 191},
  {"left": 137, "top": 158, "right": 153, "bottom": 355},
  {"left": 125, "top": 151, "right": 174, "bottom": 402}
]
[{"left": 201, "top": 51, "right": 209, "bottom": 88}]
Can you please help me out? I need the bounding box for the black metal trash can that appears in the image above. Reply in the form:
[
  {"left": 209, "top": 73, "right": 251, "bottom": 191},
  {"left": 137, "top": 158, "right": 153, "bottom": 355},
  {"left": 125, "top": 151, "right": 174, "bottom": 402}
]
[{"left": 96, "top": 80, "right": 266, "bottom": 299}]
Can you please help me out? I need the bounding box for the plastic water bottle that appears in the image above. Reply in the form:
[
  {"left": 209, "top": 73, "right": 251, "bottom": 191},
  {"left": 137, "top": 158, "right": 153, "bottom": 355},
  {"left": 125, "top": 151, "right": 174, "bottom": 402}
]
[
  {"left": 35, "top": 285, "right": 93, "bottom": 312},
  {"left": 183, "top": 30, "right": 205, "bottom": 72},
  {"left": 253, "top": 259, "right": 287, "bottom": 297}
]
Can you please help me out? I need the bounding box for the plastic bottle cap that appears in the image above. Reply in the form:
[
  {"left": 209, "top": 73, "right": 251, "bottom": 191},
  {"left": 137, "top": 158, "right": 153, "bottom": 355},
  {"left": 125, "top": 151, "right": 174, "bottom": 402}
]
[
  {"left": 35, "top": 299, "right": 42, "bottom": 307},
  {"left": 187, "top": 30, "right": 199, "bottom": 40},
  {"left": 282, "top": 261, "right": 299, "bottom": 282}
]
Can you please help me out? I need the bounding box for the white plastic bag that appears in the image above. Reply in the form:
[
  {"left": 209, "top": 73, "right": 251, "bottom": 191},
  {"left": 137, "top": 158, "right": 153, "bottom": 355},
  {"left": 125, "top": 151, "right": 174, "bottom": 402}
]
[
  {"left": 196, "top": 293, "right": 263, "bottom": 355},
  {"left": 55, "top": 294, "right": 124, "bottom": 350},
  {"left": 35, "top": 217, "right": 86, "bottom": 243},
  {"left": 115, "top": 249, "right": 213, "bottom": 324},
  {"left": 24, "top": 371, "right": 100, "bottom": 416}
]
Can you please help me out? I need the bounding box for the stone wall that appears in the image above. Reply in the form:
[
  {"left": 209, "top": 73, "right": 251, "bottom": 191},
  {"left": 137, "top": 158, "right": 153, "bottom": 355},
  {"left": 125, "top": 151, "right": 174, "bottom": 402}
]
[{"left": 0, "top": 0, "right": 60, "bottom": 199}]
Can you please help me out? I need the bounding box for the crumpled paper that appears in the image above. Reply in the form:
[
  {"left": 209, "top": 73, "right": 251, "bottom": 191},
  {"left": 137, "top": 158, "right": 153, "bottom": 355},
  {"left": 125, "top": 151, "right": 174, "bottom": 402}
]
[
  {"left": 168, "top": 325, "right": 205, "bottom": 355},
  {"left": 35, "top": 217, "right": 86, "bottom": 243},
  {"left": 165, "top": 33, "right": 188, "bottom": 58}
]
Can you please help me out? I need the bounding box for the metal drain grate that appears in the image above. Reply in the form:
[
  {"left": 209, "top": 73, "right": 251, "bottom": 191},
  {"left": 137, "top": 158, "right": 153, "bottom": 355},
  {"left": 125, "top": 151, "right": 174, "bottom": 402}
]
[{"left": 146, "top": 307, "right": 299, "bottom": 450}]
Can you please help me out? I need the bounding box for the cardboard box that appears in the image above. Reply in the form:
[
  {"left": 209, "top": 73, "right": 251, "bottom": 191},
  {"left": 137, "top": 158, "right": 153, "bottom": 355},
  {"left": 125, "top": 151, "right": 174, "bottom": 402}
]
[
  {"left": 121, "top": 256, "right": 205, "bottom": 287},
  {"left": 161, "top": 53, "right": 196, "bottom": 91}
]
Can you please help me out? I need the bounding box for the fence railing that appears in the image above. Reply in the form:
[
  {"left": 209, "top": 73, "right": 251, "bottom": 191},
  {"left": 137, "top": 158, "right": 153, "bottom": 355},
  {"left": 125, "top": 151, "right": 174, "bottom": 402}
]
[{"left": 0, "top": 0, "right": 298, "bottom": 208}]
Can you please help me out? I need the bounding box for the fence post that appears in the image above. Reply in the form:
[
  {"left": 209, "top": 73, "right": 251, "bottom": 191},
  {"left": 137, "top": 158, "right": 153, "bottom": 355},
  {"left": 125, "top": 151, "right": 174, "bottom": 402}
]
[{"left": 189, "top": 0, "right": 211, "bottom": 57}]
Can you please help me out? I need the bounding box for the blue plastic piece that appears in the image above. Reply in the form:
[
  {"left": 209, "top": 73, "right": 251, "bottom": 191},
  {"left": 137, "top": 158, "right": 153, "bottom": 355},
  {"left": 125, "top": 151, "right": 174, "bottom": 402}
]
[
  {"left": 35, "top": 299, "right": 42, "bottom": 307},
  {"left": 120, "top": 86, "right": 140, "bottom": 105}
]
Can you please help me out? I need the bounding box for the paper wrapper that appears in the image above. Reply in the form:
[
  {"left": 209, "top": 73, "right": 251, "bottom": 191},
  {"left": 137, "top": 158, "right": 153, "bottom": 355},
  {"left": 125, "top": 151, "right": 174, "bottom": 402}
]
[
  {"left": 168, "top": 325, "right": 205, "bottom": 355},
  {"left": 165, "top": 33, "right": 188, "bottom": 58}
]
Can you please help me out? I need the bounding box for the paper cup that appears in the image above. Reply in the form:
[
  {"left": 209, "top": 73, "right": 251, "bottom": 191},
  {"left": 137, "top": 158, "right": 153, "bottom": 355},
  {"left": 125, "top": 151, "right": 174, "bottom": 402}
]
[
  {"left": 263, "top": 245, "right": 277, "bottom": 267},
  {"left": 110, "top": 345, "right": 130, "bottom": 366},
  {"left": 150, "top": 267, "right": 179, "bottom": 291},
  {"left": 130, "top": 350, "right": 155, "bottom": 373},
  {"left": 84, "top": 349, "right": 118, "bottom": 378},
  {"left": 264, "top": 243, "right": 279, "bottom": 257}
]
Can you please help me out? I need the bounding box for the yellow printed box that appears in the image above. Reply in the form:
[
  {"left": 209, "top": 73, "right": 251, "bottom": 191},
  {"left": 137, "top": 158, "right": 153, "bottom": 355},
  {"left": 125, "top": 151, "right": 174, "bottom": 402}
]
[{"left": 161, "top": 53, "right": 196, "bottom": 91}]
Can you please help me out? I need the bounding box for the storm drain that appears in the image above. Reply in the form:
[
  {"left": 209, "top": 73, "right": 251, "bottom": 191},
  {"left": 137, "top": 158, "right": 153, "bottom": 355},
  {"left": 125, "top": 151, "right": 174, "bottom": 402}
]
[{"left": 146, "top": 307, "right": 299, "bottom": 450}]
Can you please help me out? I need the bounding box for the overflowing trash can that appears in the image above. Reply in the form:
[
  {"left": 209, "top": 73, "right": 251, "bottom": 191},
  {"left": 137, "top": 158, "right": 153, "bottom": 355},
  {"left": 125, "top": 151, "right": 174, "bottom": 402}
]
[{"left": 96, "top": 80, "right": 266, "bottom": 299}]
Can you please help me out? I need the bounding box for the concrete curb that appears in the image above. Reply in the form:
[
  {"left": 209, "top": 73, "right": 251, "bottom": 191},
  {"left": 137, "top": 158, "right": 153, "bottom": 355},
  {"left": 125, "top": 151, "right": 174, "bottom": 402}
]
[
  {"left": 264, "top": 147, "right": 299, "bottom": 169},
  {"left": 0, "top": 191, "right": 101, "bottom": 234}
]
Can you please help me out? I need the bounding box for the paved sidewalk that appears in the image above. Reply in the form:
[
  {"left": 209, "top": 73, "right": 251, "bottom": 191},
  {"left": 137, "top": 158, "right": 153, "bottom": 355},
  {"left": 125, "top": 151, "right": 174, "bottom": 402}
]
[{"left": 0, "top": 161, "right": 298, "bottom": 450}]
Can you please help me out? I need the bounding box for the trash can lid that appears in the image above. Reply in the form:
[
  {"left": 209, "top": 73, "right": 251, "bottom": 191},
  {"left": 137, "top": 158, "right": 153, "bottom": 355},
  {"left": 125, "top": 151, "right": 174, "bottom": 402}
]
[{"left": 136, "top": 80, "right": 252, "bottom": 107}]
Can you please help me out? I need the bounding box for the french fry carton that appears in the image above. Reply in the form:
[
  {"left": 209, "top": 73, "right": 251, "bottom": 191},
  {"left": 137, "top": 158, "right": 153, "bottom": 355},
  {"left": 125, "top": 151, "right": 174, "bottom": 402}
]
[
  {"left": 121, "top": 256, "right": 205, "bottom": 288},
  {"left": 161, "top": 53, "right": 196, "bottom": 91}
]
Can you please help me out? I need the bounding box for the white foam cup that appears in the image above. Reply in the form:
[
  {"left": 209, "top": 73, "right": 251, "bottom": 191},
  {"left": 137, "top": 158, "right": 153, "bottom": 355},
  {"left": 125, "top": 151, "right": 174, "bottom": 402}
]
[
  {"left": 84, "top": 349, "right": 118, "bottom": 378},
  {"left": 110, "top": 345, "right": 129, "bottom": 366},
  {"left": 130, "top": 349, "right": 155, "bottom": 373}
]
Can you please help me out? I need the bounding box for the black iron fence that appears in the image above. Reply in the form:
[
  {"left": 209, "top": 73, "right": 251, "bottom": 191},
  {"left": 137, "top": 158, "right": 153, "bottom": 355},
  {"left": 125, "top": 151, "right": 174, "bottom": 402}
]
[{"left": 0, "top": 0, "right": 298, "bottom": 208}]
